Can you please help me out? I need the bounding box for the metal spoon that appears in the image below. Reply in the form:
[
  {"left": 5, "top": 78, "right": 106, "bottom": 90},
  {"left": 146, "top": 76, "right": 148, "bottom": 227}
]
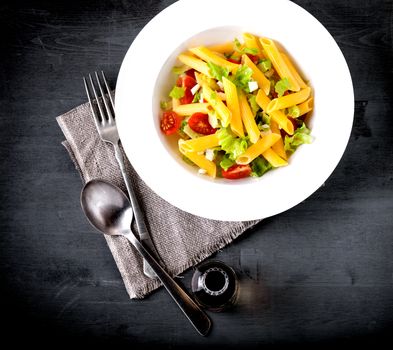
[{"left": 80, "top": 179, "right": 211, "bottom": 336}]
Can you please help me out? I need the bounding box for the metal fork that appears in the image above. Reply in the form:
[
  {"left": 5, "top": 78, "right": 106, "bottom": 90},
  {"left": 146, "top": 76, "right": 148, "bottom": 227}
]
[{"left": 83, "top": 71, "right": 163, "bottom": 279}]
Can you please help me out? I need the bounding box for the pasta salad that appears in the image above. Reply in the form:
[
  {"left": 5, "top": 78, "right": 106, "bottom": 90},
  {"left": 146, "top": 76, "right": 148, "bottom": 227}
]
[{"left": 159, "top": 33, "right": 313, "bottom": 180}]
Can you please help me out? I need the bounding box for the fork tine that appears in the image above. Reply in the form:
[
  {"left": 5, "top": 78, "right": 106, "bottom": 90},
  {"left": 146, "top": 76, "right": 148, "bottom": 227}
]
[
  {"left": 89, "top": 73, "right": 106, "bottom": 125},
  {"left": 83, "top": 76, "right": 102, "bottom": 127},
  {"left": 101, "top": 71, "right": 115, "bottom": 114},
  {"left": 95, "top": 71, "right": 114, "bottom": 123}
]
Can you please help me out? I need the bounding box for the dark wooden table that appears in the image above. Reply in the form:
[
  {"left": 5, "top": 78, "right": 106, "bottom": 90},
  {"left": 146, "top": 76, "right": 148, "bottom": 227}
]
[{"left": 1, "top": 0, "right": 392, "bottom": 347}]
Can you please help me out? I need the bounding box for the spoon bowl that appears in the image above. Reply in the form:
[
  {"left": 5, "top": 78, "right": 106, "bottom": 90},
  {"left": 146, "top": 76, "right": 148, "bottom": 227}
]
[{"left": 81, "top": 179, "right": 133, "bottom": 235}]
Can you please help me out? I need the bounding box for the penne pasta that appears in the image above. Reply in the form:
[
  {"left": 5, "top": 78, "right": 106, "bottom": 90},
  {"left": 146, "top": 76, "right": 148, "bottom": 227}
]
[
  {"left": 236, "top": 133, "right": 281, "bottom": 164},
  {"left": 238, "top": 91, "right": 260, "bottom": 144},
  {"left": 262, "top": 148, "right": 288, "bottom": 167},
  {"left": 208, "top": 42, "right": 234, "bottom": 54},
  {"left": 173, "top": 103, "right": 210, "bottom": 116},
  {"left": 179, "top": 146, "right": 217, "bottom": 178},
  {"left": 202, "top": 84, "right": 232, "bottom": 127},
  {"left": 189, "top": 46, "right": 239, "bottom": 72},
  {"left": 178, "top": 134, "right": 219, "bottom": 153},
  {"left": 172, "top": 97, "right": 180, "bottom": 110},
  {"left": 243, "top": 33, "right": 264, "bottom": 58},
  {"left": 178, "top": 53, "right": 212, "bottom": 77},
  {"left": 242, "top": 54, "right": 270, "bottom": 95},
  {"left": 255, "top": 89, "right": 294, "bottom": 135},
  {"left": 270, "top": 120, "right": 287, "bottom": 160},
  {"left": 222, "top": 77, "right": 244, "bottom": 137},
  {"left": 267, "top": 87, "right": 311, "bottom": 113},
  {"left": 298, "top": 97, "right": 314, "bottom": 116},
  {"left": 259, "top": 37, "right": 300, "bottom": 91},
  {"left": 280, "top": 52, "right": 307, "bottom": 89}
]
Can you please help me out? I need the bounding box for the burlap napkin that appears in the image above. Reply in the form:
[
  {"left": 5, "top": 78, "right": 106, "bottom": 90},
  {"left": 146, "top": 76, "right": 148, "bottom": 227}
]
[{"left": 56, "top": 100, "right": 261, "bottom": 299}]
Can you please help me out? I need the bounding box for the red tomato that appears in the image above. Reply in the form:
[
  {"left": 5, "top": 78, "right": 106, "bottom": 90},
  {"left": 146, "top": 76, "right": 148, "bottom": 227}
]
[
  {"left": 247, "top": 54, "right": 259, "bottom": 64},
  {"left": 188, "top": 113, "right": 216, "bottom": 135},
  {"left": 180, "top": 88, "right": 194, "bottom": 104},
  {"left": 228, "top": 57, "right": 241, "bottom": 64},
  {"left": 185, "top": 69, "right": 196, "bottom": 78},
  {"left": 177, "top": 75, "right": 196, "bottom": 89},
  {"left": 160, "top": 111, "right": 182, "bottom": 135},
  {"left": 176, "top": 75, "right": 197, "bottom": 104},
  {"left": 222, "top": 164, "right": 252, "bottom": 179}
]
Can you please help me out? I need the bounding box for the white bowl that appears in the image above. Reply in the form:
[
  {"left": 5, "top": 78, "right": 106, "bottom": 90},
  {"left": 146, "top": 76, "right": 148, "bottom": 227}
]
[{"left": 115, "top": 0, "right": 354, "bottom": 221}]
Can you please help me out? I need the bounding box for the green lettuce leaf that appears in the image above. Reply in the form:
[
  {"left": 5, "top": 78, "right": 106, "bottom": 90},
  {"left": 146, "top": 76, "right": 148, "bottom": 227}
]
[
  {"left": 284, "top": 123, "right": 313, "bottom": 153},
  {"left": 248, "top": 95, "right": 260, "bottom": 116},
  {"left": 258, "top": 59, "right": 271, "bottom": 73},
  {"left": 207, "top": 61, "right": 229, "bottom": 82},
  {"left": 251, "top": 157, "right": 272, "bottom": 177},
  {"left": 234, "top": 38, "right": 259, "bottom": 55},
  {"left": 287, "top": 105, "right": 300, "bottom": 118},
  {"left": 219, "top": 155, "right": 235, "bottom": 171},
  {"left": 169, "top": 86, "right": 185, "bottom": 99},
  {"left": 275, "top": 77, "right": 290, "bottom": 97},
  {"left": 231, "top": 65, "right": 253, "bottom": 92},
  {"left": 217, "top": 128, "right": 248, "bottom": 160}
]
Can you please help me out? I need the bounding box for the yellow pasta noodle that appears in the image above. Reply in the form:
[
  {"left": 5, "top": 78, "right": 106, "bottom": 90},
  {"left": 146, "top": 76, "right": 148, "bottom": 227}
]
[
  {"left": 222, "top": 77, "right": 244, "bottom": 137},
  {"left": 173, "top": 103, "right": 210, "bottom": 116},
  {"left": 208, "top": 42, "right": 234, "bottom": 54},
  {"left": 189, "top": 46, "right": 239, "bottom": 72},
  {"left": 238, "top": 91, "right": 260, "bottom": 144},
  {"left": 242, "top": 54, "right": 270, "bottom": 95},
  {"left": 172, "top": 97, "right": 180, "bottom": 110},
  {"left": 236, "top": 133, "right": 281, "bottom": 164},
  {"left": 179, "top": 147, "right": 217, "bottom": 178},
  {"left": 270, "top": 120, "right": 287, "bottom": 160},
  {"left": 202, "top": 84, "right": 232, "bottom": 127},
  {"left": 178, "top": 134, "right": 219, "bottom": 153},
  {"left": 178, "top": 54, "right": 212, "bottom": 77},
  {"left": 280, "top": 52, "right": 307, "bottom": 89},
  {"left": 262, "top": 148, "right": 288, "bottom": 167},
  {"left": 255, "top": 89, "right": 294, "bottom": 135},
  {"left": 259, "top": 37, "right": 300, "bottom": 91},
  {"left": 298, "top": 97, "right": 314, "bottom": 116},
  {"left": 267, "top": 87, "right": 311, "bottom": 113},
  {"left": 243, "top": 33, "right": 264, "bottom": 58}
]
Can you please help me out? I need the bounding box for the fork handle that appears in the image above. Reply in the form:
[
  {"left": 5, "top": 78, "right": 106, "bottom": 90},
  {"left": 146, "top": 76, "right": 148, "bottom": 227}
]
[{"left": 113, "top": 142, "right": 164, "bottom": 276}]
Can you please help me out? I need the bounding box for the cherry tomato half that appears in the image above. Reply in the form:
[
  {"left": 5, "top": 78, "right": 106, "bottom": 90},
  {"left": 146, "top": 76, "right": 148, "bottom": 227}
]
[
  {"left": 160, "top": 111, "right": 182, "bottom": 135},
  {"left": 222, "top": 164, "right": 252, "bottom": 179},
  {"left": 228, "top": 57, "right": 241, "bottom": 64},
  {"left": 188, "top": 113, "right": 217, "bottom": 135},
  {"left": 176, "top": 75, "right": 197, "bottom": 104},
  {"left": 246, "top": 53, "right": 259, "bottom": 64}
]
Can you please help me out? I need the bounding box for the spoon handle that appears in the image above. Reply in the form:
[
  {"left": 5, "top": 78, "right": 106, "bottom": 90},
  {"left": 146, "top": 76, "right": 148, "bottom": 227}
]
[{"left": 123, "top": 231, "right": 211, "bottom": 336}]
